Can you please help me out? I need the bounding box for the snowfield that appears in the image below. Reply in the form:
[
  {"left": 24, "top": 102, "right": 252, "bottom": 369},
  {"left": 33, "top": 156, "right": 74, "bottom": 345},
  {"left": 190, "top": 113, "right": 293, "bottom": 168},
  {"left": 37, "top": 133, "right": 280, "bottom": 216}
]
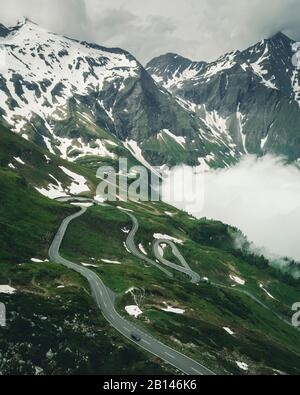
[
  {"left": 125, "top": 305, "right": 143, "bottom": 318},
  {"left": 123, "top": 140, "right": 161, "bottom": 177},
  {"left": 59, "top": 166, "right": 90, "bottom": 195},
  {"left": 236, "top": 361, "right": 249, "bottom": 371},
  {"left": 101, "top": 259, "right": 121, "bottom": 265},
  {"left": 153, "top": 233, "right": 183, "bottom": 245},
  {"left": 35, "top": 166, "right": 90, "bottom": 199},
  {"left": 164, "top": 211, "right": 175, "bottom": 217},
  {"left": 123, "top": 242, "right": 131, "bottom": 253},
  {"left": 161, "top": 303, "right": 185, "bottom": 315},
  {"left": 223, "top": 327, "right": 235, "bottom": 336},
  {"left": 31, "top": 258, "right": 48, "bottom": 263},
  {"left": 117, "top": 206, "right": 134, "bottom": 213},
  {"left": 259, "top": 284, "right": 275, "bottom": 299},
  {"left": 81, "top": 262, "right": 98, "bottom": 268},
  {"left": 229, "top": 274, "right": 245, "bottom": 286},
  {"left": 71, "top": 202, "right": 94, "bottom": 208},
  {"left": 125, "top": 287, "right": 139, "bottom": 295},
  {"left": 0, "top": 285, "right": 16, "bottom": 294},
  {"left": 138, "top": 244, "right": 148, "bottom": 255},
  {"left": 157, "top": 129, "right": 186, "bottom": 148},
  {"left": 35, "top": 182, "right": 68, "bottom": 199},
  {"left": 14, "top": 157, "right": 25, "bottom": 165}
]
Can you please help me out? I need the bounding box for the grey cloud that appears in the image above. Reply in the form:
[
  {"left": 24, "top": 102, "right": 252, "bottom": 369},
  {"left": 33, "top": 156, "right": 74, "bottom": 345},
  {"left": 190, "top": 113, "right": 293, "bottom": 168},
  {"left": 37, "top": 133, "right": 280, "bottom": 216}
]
[
  {"left": 0, "top": 0, "right": 91, "bottom": 40},
  {"left": 91, "top": 8, "right": 138, "bottom": 40},
  {"left": 163, "top": 155, "right": 300, "bottom": 263},
  {"left": 89, "top": 7, "right": 198, "bottom": 61},
  {"left": 1, "top": 0, "right": 300, "bottom": 63}
]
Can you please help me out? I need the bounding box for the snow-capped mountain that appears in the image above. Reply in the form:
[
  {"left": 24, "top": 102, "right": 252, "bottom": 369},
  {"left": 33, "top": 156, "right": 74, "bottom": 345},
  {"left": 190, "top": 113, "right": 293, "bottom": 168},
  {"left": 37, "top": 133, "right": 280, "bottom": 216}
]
[
  {"left": 2, "top": 20, "right": 299, "bottom": 170},
  {"left": 0, "top": 18, "right": 239, "bottom": 169},
  {"left": 147, "top": 32, "right": 300, "bottom": 163},
  {"left": 0, "top": 18, "right": 142, "bottom": 158}
]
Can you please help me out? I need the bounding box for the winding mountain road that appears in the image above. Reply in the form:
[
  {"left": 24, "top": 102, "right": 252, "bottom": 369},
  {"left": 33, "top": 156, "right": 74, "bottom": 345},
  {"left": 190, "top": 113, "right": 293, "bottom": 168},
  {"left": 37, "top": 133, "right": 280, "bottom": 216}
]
[
  {"left": 120, "top": 207, "right": 300, "bottom": 333},
  {"left": 49, "top": 206, "right": 215, "bottom": 376},
  {"left": 123, "top": 211, "right": 174, "bottom": 278},
  {"left": 153, "top": 239, "right": 201, "bottom": 284},
  {"left": 123, "top": 210, "right": 200, "bottom": 284}
]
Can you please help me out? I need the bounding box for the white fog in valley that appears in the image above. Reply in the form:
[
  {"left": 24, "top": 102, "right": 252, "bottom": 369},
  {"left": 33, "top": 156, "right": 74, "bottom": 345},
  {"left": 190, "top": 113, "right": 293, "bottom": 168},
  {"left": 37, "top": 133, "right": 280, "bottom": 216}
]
[{"left": 162, "top": 155, "right": 300, "bottom": 263}]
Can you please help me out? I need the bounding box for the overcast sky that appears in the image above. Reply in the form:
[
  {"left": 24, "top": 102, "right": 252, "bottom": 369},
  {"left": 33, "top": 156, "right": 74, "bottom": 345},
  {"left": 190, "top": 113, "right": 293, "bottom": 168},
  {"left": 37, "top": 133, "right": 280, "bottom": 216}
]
[{"left": 1, "top": 0, "right": 300, "bottom": 63}]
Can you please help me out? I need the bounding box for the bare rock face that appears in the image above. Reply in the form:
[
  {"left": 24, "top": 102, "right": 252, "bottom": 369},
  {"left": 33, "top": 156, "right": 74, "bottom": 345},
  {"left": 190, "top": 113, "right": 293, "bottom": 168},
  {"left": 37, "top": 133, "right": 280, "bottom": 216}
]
[
  {"left": 147, "top": 32, "right": 300, "bottom": 163},
  {"left": 0, "top": 19, "right": 226, "bottom": 168}
]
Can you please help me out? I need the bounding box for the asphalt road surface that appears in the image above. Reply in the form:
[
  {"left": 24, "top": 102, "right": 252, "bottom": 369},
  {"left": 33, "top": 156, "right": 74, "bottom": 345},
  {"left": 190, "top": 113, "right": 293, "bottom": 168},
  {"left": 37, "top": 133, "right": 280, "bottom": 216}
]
[
  {"left": 124, "top": 210, "right": 199, "bottom": 283},
  {"left": 123, "top": 210, "right": 174, "bottom": 278},
  {"left": 113, "top": 208, "right": 300, "bottom": 333},
  {"left": 153, "top": 239, "right": 201, "bottom": 284},
  {"left": 49, "top": 207, "right": 215, "bottom": 375}
]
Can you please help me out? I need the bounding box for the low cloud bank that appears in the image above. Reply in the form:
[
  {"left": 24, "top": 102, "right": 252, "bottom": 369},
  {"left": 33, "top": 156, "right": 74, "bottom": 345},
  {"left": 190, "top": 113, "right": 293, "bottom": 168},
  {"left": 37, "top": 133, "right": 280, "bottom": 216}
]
[{"left": 162, "top": 155, "right": 300, "bottom": 270}]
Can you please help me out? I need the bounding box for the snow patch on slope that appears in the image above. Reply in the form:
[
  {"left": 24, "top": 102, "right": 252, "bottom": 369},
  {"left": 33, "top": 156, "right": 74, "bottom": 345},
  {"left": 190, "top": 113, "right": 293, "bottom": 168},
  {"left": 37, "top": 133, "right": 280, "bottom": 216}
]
[
  {"left": 161, "top": 303, "right": 185, "bottom": 315},
  {"left": 101, "top": 259, "right": 121, "bottom": 265},
  {"left": 223, "top": 327, "right": 235, "bottom": 336},
  {"left": 35, "top": 179, "right": 67, "bottom": 199},
  {"left": 153, "top": 233, "right": 183, "bottom": 245},
  {"left": 35, "top": 166, "right": 89, "bottom": 199},
  {"left": 204, "top": 52, "right": 237, "bottom": 79},
  {"left": 152, "top": 64, "right": 200, "bottom": 90},
  {"left": 229, "top": 274, "right": 245, "bottom": 285},
  {"left": 259, "top": 283, "right": 275, "bottom": 299},
  {"left": 138, "top": 244, "right": 148, "bottom": 255},
  {"left": 157, "top": 129, "right": 186, "bottom": 148},
  {"left": 0, "top": 285, "right": 16, "bottom": 294},
  {"left": 236, "top": 361, "right": 249, "bottom": 371},
  {"left": 59, "top": 166, "right": 90, "bottom": 194},
  {"left": 125, "top": 305, "right": 143, "bottom": 318},
  {"left": 250, "top": 45, "right": 278, "bottom": 90},
  {"left": 124, "top": 140, "right": 161, "bottom": 177}
]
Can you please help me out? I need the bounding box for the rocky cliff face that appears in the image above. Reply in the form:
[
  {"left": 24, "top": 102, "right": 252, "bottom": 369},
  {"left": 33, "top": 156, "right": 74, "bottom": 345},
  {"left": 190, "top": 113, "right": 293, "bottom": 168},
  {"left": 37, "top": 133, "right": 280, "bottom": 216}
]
[
  {"left": 147, "top": 32, "right": 300, "bottom": 164},
  {"left": 1, "top": 20, "right": 299, "bottom": 169},
  {"left": 0, "top": 19, "right": 237, "bottom": 168}
]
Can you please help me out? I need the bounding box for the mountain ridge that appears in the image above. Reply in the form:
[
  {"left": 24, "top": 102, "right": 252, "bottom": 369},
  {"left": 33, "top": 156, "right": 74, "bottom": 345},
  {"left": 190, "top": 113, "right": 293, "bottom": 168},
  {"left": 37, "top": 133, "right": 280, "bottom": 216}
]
[
  {"left": 147, "top": 32, "right": 294, "bottom": 67},
  {"left": 146, "top": 31, "right": 300, "bottom": 162},
  {"left": 0, "top": 19, "right": 240, "bottom": 168},
  {"left": 1, "top": 21, "right": 300, "bottom": 169},
  {"left": 1, "top": 22, "right": 300, "bottom": 377}
]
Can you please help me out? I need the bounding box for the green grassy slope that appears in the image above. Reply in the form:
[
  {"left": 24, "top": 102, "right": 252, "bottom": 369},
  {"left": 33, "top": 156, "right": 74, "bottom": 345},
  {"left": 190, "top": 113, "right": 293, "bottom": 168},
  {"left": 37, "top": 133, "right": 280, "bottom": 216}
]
[
  {"left": 0, "top": 124, "right": 97, "bottom": 194},
  {"left": 0, "top": 127, "right": 176, "bottom": 374},
  {"left": 61, "top": 200, "right": 300, "bottom": 375},
  {"left": 0, "top": 168, "right": 74, "bottom": 263},
  {"left": 0, "top": 261, "right": 174, "bottom": 375},
  {"left": 1, "top": 124, "right": 300, "bottom": 375}
]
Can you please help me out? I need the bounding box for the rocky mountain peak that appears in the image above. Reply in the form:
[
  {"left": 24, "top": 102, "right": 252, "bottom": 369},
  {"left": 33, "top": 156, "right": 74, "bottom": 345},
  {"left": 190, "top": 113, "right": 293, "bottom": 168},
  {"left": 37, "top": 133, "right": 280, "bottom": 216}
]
[
  {"left": 0, "top": 23, "right": 10, "bottom": 37},
  {"left": 268, "top": 31, "right": 294, "bottom": 45},
  {"left": 146, "top": 32, "right": 300, "bottom": 163}
]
